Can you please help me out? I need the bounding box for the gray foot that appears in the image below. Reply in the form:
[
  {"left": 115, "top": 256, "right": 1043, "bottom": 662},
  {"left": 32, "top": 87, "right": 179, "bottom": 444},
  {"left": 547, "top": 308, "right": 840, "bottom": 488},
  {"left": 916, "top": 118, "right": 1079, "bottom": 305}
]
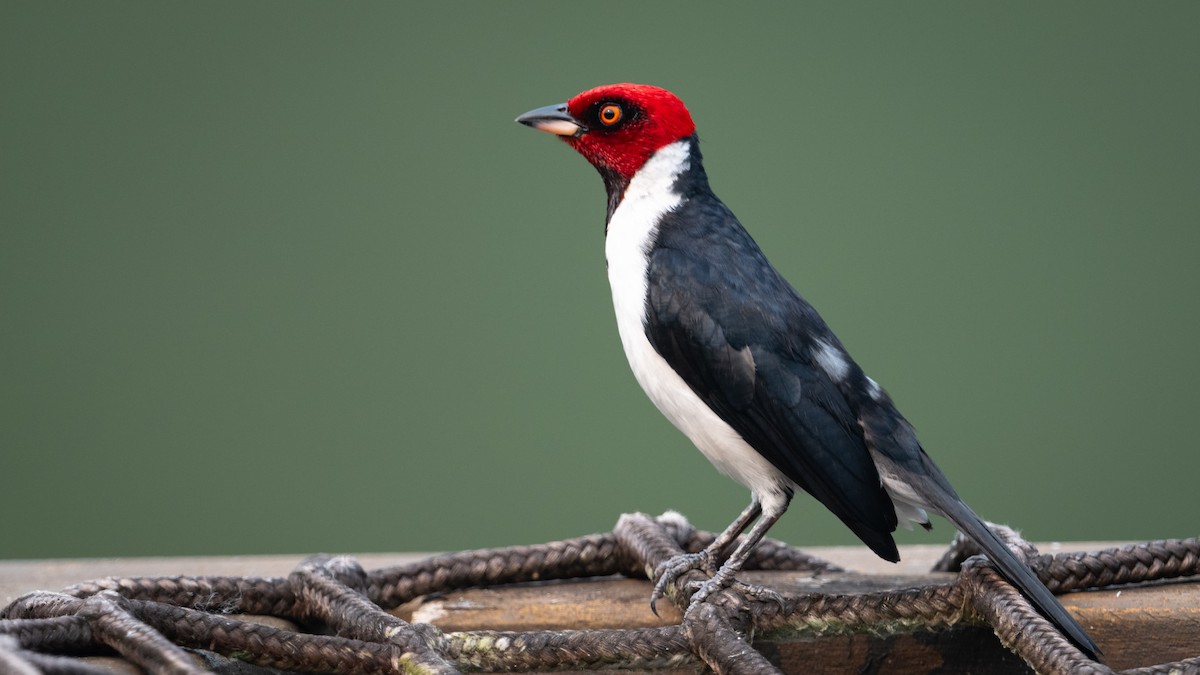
[{"left": 649, "top": 551, "right": 714, "bottom": 615}]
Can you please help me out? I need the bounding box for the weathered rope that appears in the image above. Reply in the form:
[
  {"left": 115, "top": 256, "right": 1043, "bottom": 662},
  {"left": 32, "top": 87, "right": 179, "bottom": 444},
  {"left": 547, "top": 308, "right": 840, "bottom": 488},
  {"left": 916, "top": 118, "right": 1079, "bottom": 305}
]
[{"left": 1, "top": 513, "right": 1196, "bottom": 674}]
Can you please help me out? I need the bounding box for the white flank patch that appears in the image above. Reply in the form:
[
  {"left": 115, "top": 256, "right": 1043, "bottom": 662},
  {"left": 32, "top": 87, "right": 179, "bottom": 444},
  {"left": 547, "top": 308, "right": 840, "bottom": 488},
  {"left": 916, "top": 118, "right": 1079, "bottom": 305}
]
[
  {"left": 812, "top": 338, "right": 850, "bottom": 382},
  {"left": 865, "top": 376, "right": 884, "bottom": 401},
  {"left": 605, "top": 140, "right": 791, "bottom": 510},
  {"left": 879, "top": 471, "right": 931, "bottom": 528}
]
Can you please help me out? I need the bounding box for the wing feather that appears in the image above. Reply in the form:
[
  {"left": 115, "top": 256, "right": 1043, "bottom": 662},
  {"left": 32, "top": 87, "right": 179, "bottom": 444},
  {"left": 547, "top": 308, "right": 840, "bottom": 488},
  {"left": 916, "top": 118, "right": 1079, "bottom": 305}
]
[{"left": 645, "top": 202, "right": 899, "bottom": 559}]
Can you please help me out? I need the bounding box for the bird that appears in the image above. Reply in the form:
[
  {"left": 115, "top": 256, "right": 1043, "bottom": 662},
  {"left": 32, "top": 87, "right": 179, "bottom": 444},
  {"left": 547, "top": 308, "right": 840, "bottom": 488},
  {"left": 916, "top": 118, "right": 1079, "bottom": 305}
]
[{"left": 516, "top": 83, "right": 1098, "bottom": 659}]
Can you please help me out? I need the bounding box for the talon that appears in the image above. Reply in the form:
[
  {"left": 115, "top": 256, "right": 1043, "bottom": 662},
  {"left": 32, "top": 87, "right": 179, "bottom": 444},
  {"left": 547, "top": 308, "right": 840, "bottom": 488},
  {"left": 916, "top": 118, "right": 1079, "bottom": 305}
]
[
  {"left": 732, "top": 580, "right": 786, "bottom": 611},
  {"left": 687, "top": 578, "right": 718, "bottom": 605},
  {"left": 649, "top": 576, "right": 671, "bottom": 616},
  {"left": 682, "top": 574, "right": 785, "bottom": 610},
  {"left": 649, "top": 551, "right": 713, "bottom": 612}
]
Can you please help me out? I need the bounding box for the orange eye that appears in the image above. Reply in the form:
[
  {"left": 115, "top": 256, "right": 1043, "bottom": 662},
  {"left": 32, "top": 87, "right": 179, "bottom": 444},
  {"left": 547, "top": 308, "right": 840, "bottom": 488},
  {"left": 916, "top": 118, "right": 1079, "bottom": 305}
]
[{"left": 598, "top": 104, "right": 623, "bottom": 126}]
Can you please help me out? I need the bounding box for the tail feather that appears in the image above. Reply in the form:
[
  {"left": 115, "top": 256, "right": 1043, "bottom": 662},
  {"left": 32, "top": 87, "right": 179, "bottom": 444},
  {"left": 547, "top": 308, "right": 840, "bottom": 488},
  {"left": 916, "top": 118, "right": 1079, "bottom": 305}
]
[{"left": 920, "top": 484, "right": 1100, "bottom": 660}]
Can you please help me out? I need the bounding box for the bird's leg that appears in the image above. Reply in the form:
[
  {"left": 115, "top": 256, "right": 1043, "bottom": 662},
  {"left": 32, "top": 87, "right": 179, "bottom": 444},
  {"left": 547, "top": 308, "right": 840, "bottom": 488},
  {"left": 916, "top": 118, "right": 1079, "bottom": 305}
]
[
  {"left": 650, "top": 499, "right": 761, "bottom": 614},
  {"left": 688, "top": 499, "right": 788, "bottom": 607}
]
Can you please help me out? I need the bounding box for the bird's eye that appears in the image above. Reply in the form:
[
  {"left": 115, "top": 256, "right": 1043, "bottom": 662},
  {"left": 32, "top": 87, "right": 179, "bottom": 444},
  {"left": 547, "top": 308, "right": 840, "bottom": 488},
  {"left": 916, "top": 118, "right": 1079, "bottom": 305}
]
[{"left": 598, "top": 104, "right": 623, "bottom": 126}]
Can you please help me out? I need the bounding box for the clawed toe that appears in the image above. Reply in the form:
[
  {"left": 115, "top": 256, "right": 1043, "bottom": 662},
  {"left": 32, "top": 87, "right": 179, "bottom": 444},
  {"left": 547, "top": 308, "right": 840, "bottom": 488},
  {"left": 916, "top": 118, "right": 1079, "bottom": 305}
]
[
  {"left": 649, "top": 551, "right": 713, "bottom": 615},
  {"left": 683, "top": 576, "right": 785, "bottom": 609},
  {"left": 730, "top": 579, "right": 786, "bottom": 610},
  {"left": 649, "top": 550, "right": 787, "bottom": 614}
]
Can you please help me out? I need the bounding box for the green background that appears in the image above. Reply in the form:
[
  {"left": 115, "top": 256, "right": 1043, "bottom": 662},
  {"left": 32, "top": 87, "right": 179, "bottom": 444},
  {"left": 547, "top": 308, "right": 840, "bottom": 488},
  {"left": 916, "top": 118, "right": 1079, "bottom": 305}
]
[{"left": 2, "top": 2, "right": 1197, "bottom": 560}]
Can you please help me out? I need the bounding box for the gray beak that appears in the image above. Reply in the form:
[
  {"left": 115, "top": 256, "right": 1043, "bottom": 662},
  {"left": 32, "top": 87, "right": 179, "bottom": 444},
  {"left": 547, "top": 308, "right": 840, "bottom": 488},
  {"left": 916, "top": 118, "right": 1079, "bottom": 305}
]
[{"left": 516, "top": 103, "right": 586, "bottom": 137}]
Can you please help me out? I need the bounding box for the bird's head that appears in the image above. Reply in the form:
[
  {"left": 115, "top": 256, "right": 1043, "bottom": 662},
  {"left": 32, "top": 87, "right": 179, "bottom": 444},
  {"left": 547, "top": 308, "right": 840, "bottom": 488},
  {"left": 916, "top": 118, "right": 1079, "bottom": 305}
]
[{"left": 517, "top": 83, "right": 696, "bottom": 183}]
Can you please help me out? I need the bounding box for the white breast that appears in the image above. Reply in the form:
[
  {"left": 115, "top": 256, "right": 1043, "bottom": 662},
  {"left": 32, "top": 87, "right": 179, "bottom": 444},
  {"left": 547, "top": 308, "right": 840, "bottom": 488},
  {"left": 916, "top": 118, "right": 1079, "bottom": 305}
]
[{"left": 604, "top": 141, "right": 791, "bottom": 510}]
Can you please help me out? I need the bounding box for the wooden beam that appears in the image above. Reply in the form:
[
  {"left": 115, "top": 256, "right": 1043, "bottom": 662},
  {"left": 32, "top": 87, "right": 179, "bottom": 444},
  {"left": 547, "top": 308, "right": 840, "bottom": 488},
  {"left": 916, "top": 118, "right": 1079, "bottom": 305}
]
[{"left": 397, "top": 569, "right": 1199, "bottom": 673}]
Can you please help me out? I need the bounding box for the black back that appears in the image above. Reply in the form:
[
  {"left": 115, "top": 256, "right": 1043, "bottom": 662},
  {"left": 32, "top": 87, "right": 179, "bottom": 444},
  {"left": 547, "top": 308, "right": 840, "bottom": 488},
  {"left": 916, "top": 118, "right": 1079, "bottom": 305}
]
[{"left": 641, "top": 138, "right": 901, "bottom": 561}]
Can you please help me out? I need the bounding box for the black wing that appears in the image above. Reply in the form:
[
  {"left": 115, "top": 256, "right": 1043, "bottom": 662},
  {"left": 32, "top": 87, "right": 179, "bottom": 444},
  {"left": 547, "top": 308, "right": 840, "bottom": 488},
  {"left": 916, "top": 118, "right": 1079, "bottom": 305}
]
[{"left": 644, "top": 196, "right": 899, "bottom": 561}]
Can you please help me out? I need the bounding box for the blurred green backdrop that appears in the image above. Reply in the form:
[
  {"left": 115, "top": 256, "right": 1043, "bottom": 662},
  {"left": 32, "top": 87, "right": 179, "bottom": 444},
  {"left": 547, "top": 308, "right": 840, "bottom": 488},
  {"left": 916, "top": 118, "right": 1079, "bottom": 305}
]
[{"left": 2, "top": 2, "right": 1197, "bottom": 560}]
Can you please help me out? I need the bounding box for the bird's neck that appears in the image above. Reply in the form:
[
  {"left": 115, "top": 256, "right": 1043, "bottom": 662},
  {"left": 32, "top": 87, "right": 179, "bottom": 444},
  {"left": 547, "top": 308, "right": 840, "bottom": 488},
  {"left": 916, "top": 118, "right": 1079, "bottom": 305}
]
[{"left": 602, "top": 133, "right": 710, "bottom": 229}]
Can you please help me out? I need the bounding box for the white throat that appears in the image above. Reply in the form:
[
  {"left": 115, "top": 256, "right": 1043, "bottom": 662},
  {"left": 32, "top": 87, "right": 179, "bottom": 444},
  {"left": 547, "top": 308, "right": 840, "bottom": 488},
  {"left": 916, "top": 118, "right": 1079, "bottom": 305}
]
[{"left": 604, "top": 139, "right": 691, "bottom": 338}]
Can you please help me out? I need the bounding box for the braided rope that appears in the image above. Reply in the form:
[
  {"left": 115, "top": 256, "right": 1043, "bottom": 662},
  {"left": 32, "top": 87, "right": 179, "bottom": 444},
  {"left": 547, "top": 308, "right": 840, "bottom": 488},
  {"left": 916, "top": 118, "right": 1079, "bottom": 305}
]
[
  {"left": 63, "top": 575, "right": 295, "bottom": 616},
  {"left": 368, "top": 532, "right": 635, "bottom": 610},
  {"left": 1042, "top": 539, "right": 1200, "bottom": 592},
  {"left": 442, "top": 627, "right": 693, "bottom": 671},
  {"left": 1, "top": 513, "right": 1196, "bottom": 675}
]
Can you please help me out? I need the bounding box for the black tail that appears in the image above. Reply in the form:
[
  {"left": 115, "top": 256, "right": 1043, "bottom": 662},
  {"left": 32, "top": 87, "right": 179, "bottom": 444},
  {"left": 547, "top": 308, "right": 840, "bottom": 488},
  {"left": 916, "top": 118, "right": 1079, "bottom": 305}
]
[{"left": 918, "top": 479, "right": 1100, "bottom": 660}]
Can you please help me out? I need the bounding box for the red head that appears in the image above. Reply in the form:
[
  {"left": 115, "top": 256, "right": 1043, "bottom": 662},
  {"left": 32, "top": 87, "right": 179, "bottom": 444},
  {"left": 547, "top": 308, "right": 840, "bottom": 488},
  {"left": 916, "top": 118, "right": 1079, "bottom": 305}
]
[{"left": 517, "top": 84, "right": 696, "bottom": 182}]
